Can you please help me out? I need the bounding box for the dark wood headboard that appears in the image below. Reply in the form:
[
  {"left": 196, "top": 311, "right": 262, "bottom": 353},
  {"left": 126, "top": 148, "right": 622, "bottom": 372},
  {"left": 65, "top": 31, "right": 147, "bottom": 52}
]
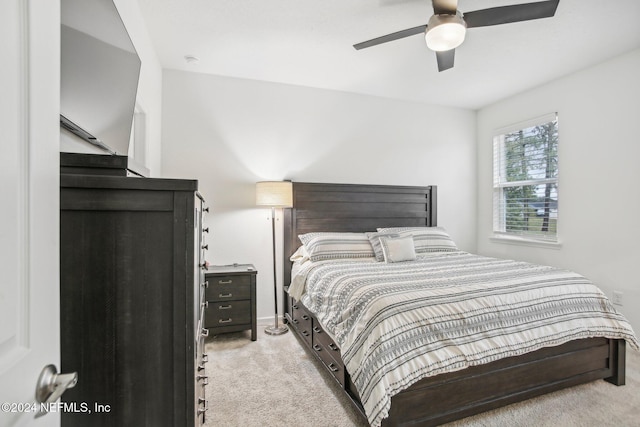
[{"left": 282, "top": 182, "right": 437, "bottom": 299}]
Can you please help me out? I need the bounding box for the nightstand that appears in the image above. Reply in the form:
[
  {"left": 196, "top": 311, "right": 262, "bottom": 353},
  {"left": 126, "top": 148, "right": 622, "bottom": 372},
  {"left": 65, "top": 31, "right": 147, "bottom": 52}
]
[{"left": 204, "top": 264, "right": 257, "bottom": 341}]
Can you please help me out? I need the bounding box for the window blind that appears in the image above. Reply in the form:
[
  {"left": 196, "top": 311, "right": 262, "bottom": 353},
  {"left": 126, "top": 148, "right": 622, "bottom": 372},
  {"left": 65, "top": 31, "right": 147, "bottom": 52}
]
[{"left": 493, "top": 113, "right": 558, "bottom": 242}]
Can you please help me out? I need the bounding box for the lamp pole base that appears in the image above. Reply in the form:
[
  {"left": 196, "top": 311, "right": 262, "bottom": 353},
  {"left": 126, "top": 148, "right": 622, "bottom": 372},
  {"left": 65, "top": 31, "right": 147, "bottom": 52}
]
[{"left": 264, "top": 325, "right": 289, "bottom": 336}]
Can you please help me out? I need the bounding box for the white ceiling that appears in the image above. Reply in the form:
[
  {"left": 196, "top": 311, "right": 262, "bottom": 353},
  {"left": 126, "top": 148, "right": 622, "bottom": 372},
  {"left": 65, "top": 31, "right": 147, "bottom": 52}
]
[{"left": 137, "top": 0, "right": 640, "bottom": 110}]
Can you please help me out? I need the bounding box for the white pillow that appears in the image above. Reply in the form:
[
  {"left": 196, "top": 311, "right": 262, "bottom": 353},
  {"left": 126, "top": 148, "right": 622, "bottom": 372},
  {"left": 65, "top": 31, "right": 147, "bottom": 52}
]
[
  {"left": 380, "top": 235, "right": 416, "bottom": 263},
  {"left": 298, "top": 232, "right": 375, "bottom": 261},
  {"left": 290, "top": 245, "right": 310, "bottom": 263}
]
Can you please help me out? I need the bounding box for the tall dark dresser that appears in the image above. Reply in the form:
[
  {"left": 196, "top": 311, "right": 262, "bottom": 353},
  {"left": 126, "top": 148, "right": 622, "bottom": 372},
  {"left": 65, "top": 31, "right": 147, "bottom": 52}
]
[{"left": 59, "top": 153, "right": 209, "bottom": 426}]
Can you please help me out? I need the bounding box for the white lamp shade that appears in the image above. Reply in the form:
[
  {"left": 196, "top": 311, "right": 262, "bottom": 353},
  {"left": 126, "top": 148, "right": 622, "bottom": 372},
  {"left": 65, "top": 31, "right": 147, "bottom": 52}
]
[{"left": 255, "top": 181, "right": 293, "bottom": 208}]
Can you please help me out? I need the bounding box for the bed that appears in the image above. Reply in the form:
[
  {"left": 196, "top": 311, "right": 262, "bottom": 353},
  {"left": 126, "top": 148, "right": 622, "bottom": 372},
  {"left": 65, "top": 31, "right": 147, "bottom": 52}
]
[{"left": 282, "top": 182, "right": 638, "bottom": 427}]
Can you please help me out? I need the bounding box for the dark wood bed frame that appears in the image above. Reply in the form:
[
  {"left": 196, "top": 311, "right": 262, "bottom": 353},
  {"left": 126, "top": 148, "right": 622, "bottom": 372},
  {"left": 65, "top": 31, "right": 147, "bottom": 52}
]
[{"left": 282, "top": 182, "right": 626, "bottom": 427}]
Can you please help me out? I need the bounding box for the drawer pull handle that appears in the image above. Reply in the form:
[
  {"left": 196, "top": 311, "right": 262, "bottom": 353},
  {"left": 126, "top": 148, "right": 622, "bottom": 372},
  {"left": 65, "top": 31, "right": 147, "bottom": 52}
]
[
  {"left": 328, "top": 363, "right": 339, "bottom": 373},
  {"left": 203, "top": 207, "right": 210, "bottom": 213},
  {"left": 201, "top": 328, "right": 209, "bottom": 337},
  {"left": 302, "top": 315, "right": 310, "bottom": 320},
  {"left": 313, "top": 344, "right": 322, "bottom": 351},
  {"left": 218, "top": 304, "right": 232, "bottom": 310},
  {"left": 202, "top": 354, "right": 209, "bottom": 363},
  {"left": 198, "top": 363, "right": 206, "bottom": 371},
  {"left": 292, "top": 319, "right": 299, "bottom": 324},
  {"left": 198, "top": 397, "right": 208, "bottom": 415},
  {"left": 301, "top": 330, "right": 310, "bottom": 337},
  {"left": 197, "top": 375, "right": 209, "bottom": 385},
  {"left": 202, "top": 244, "right": 209, "bottom": 250},
  {"left": 219, "top": 318, "right": 233, "bottom": 324},
  {"left": 218, "top": 293, "right": 233, "bottom": 298},
  {"left": 202, "top": 281, "right": 209, "bottom": 288},
  {"left": 313, "top": 327, "right": 321, "bottom": 333},
  {"left": 292, "top": 304, "right": 298, "bottom": 309},
  {"left": 201, "top": 301, "right": 209, "bottom": 309},
  {"left": 218, "top": 279, "right": 233, "bottom": 284},
  {"left": 328, "top": 343, "right": 339, "bottom": 351},
  {"left": 203, "top": 227, "right": 209, "bottom": 233}
]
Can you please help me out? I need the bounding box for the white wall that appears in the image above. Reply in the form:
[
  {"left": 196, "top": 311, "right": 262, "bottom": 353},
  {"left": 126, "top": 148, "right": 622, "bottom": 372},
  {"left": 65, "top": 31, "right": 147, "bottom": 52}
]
[
  {"left": 477, "top": 49, "right": 640, "bottom": 333},
  {"left": 161, "top": 70, "right": 477, "bottom": 322},
  {"left": 60, "top": 0, "right": 163, "bottom": 176}
]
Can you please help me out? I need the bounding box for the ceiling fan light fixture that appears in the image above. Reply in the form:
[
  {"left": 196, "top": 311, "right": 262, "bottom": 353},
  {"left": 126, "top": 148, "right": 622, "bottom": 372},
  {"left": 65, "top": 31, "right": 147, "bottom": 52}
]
[{"left": 425, "top": 12, "right": 466, "bottom": 52}]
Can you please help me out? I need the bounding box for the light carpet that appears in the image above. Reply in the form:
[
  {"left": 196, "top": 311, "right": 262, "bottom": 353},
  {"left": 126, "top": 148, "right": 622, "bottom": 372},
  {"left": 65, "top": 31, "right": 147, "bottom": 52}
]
[{"left": 205, "top": 326, "right": 640, "bottom": 427}]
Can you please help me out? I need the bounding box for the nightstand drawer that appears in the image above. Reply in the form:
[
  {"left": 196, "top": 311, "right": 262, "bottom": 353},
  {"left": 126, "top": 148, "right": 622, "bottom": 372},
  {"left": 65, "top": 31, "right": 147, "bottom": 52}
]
[
  {"left": 206, "top": 275, "right": 251, "bottom": 301},
  {"left": 205, "top": 300, "right": 251, "bottom": 327}
]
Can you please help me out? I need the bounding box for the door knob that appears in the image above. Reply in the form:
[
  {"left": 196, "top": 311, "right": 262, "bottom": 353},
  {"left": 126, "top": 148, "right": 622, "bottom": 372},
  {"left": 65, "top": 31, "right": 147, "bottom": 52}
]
[{"left": 35, "top": 364, "right": 78, "bottom": 406}]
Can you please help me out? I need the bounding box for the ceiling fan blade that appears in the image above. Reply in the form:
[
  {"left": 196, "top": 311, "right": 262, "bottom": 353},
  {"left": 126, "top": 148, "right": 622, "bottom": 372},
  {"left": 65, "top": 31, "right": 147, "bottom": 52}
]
[
  {"left": 436, "top": 49, "right": 455, "bottom": 72},
  {"left": 432, "top": 0, "right": 458, "bottom": 15},
  {"left": 353, "top": 24, "right": 427, "bottom": 50},
  {"left": 464, "top": 0, "right": 559, "bottom": 29}
]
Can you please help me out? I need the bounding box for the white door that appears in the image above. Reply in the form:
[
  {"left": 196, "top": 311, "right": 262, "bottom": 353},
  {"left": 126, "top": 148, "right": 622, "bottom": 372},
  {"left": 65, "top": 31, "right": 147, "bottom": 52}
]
[{"left": 0, "top": 1, "right": 62, "bottom": 426}]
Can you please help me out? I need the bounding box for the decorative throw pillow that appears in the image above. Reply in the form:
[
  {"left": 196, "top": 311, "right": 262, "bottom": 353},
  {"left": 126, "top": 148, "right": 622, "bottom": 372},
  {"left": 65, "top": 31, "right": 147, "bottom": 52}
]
[
  {"left": 376, "top": 226, "right": 458, "bottom": 254},
  {"left": 365, "top": 232, "right": 400, "bottom": 262},
  {"left": 379, "top": 235, "right": 416, "bottom": 263},
  {"left": 298, "top": 232, "right": 375, "bottom": 261}
]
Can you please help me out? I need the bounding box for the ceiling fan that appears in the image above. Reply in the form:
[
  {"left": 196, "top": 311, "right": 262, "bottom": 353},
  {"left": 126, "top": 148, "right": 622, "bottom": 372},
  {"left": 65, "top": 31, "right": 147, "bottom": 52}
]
[{"left": 353, "top": 0, "right": 560, "bottom": 72}]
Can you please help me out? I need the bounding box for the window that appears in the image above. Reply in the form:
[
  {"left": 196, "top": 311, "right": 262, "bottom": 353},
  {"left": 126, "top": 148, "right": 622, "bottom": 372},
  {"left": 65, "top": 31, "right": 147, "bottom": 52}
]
[{"left": 493, "top": 113, "right": 558, "bottom": 242}]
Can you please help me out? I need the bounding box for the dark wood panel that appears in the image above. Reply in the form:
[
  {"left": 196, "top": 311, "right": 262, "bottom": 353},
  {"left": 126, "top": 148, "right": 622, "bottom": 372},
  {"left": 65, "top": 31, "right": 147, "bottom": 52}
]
[
  {"left": 60, "top": 166, "right": 127, "bottom": 176},
  {"left": 295, "top": 191, "right": 430, "bottom": 204},
  {"left": 60, "top": 152, "right": 128, "bottom": 169},
  {"left": 60, "top": 212, "right": 116, "bottom": 426},
  {"left": 170, "top": 190, "right": 195, "bottom": 427},
  {"left": 61, "top": 210, "right": 176, "bottom": 426},
  {"left": 60, "top": 173, "right": 197, "bottom": 192},
  {"left": 60, "top": 174, "right": 201, "bottom": 427},
  {"left": 295, "top": 218, "right": 429, "bottom": 234},
  {"left": 295, "top": 205, "right": 429, "bottom": 217},
  {"left": 387, "top": 341, "right": 610, "bottom": 424},
  {"left": 61, "top": 188, "right": 174, "bottom": 211}
]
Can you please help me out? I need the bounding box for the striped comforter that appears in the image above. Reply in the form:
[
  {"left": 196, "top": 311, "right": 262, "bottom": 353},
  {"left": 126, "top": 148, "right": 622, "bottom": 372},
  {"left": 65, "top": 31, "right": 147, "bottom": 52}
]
[{"left": 291, "top": 251, "right": 639, "bottom": 427}]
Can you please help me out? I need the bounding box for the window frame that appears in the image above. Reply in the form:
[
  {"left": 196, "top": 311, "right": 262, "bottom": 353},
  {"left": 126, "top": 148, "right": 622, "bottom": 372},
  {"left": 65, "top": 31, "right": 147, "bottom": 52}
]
[{"left": 492, "top": 113, "right": 559, "bottom": 245}]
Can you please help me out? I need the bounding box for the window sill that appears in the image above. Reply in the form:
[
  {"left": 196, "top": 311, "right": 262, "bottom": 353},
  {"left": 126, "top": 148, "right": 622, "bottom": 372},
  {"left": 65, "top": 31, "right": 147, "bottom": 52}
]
[{"left": 490, "top": 235, "right": 562, "bottom": 249}]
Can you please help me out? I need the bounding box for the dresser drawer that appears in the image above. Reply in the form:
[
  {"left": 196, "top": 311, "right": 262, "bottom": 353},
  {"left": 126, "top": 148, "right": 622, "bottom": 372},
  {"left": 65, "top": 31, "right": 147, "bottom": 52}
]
[
  {"left": 205, "top": 300, "right": 251, "bottom": 328},
  {"left": 313, "top": 341, "right": 345, "bottom": 387},
  {"left": 291, "top": 303, "right": 312, "bottom": 346},
  {"left": 313, "top": 323, "right": 342, "bottom": 361},
  {"left": 311, "top": 323, "right": 345, "bottom": 386},
  {"left": 206, "top": 275, "right": 251, "bottom": 301}
]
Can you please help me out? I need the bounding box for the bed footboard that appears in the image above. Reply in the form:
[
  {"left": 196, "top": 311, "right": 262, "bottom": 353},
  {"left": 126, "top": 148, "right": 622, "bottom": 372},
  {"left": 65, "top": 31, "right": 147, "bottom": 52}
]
[
  {"left": 287, "top": 296, "right": 626, "bottom": 426},
  {"left": 382, "top": 337, "right": 625, "bottom": 426}
]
